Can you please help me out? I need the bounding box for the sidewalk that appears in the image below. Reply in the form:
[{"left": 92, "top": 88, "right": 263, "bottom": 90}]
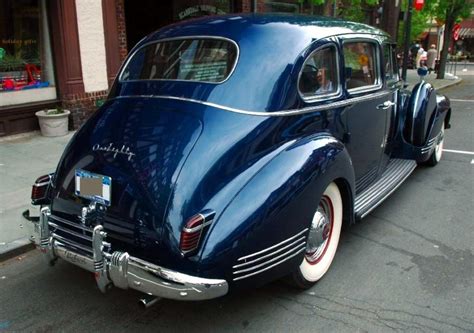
[
  {"left": 0, "top": 72, "right": 463, "bottom": 261},
  {"left": 0, "top": 131, "right": 74, "bottom": 260},
  {"left": 405, "top": 69, "right": 463, "bottom": 91}
]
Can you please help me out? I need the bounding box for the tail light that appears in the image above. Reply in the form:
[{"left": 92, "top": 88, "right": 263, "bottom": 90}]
[
  {"left": 31, "top": 173, "right": 53, "bottom": 205},
  {"left": 180, "top": 210, "right": 215, "bottom": 256}
]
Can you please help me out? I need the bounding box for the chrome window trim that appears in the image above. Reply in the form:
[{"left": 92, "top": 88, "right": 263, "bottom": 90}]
[
  {"left": 383, "top": 43, "right": 400, "bottom": 84},
  {"left": 297, "top": 44, "right": 342, "bottom": 103},
  {"left": 118, "top": 35, "right": 240, "bottom": 85},
  {"left": 111, "top": 90, "right": 391, "bottom": 117},
  {"left": 342, "top": 38, "right": 383, "bottom": 95}
]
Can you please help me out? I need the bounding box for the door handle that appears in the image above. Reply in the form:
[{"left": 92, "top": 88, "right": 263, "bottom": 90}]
[{"left": 377, "top": 101, "right": 396, "bottom": 110}]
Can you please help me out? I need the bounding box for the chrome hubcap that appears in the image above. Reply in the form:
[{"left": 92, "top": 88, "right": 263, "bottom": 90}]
[{"left": 305, "top": 197, "right": 333, "bottom": 263}]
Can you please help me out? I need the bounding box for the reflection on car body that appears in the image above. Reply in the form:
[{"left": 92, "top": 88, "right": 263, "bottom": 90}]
[{"left": 28, "top": 14, "right": 451, "bottom": 303}]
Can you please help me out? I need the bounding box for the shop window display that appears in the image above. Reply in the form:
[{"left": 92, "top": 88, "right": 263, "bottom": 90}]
[{"left": 0, "top": 0, "right": 56, "bottom": 105}]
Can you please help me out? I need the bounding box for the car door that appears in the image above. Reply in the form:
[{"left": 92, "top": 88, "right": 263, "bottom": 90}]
[
  {"left": 379, "top": 42, "right": 401, "bottom": 170},
  {"left": 341, "top": 38, "right": 393, "bottom": 193}
]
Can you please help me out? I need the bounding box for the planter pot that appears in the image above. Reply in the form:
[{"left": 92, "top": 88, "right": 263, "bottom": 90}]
[{"left": 35, "top": 109, "right": 70, "bottom": 137}]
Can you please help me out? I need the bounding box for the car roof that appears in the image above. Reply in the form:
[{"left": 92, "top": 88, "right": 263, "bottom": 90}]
[
  {"left": 142, "top": 13, "right": 389, "bottom": 46},
  {"left": 125, "top": 14, "right": 390, "bottom": 113}
]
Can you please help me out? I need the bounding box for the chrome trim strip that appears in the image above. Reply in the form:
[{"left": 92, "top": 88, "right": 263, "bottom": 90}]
[
  {"left": 183, "top": 219, "right": 213, "bottom": 233},
  {"left": 358, "top": 163, "right": 416, "bottom": 219},
  {"left": 111, "top": 91, "right": 391, "bottom": 117},
  {"left": 237, "top": 228, "right": 308, "bottom": 261},
  {"left": 34, "top": 181, "right": 51, "bottom": 187},
  {"left": 355, "top": 160, "right": 412, "bottom": 211},
  {"left": 49, "top": 222, "right": 92, "bottom": 242},
  {"left": 233, "top": 242, "right": 306, "bottom": 275},
  {"left": 355, "top": 162, "right": 405, "bottom": 210},
  {"left": 233, "top": 247, "right": 306, "bottom": 281},
  {"left": 355, "top": 166, "right": 378, "bottom": 193},
  {"left": 410, "top": 83, "right": 424, "bottom": 143},
  {"left": 354, "top": 159, "right": 417, "bottom": 217},
  {"left": 49, "top": 214, "right": 93, "bottom": 233},
  {"left": 232, "top": 236, "right": 306, "bottom": 269},
  {"left": 118, "top": 35, "right": 240, "bottom": 85},
  {"left": 52, "top": 233, "right": 94, "bottom": 255}
]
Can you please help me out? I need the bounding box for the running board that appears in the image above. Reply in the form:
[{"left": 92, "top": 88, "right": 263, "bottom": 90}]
[{"left": 354, "top": 159, "right": 417, "bottom": 220}]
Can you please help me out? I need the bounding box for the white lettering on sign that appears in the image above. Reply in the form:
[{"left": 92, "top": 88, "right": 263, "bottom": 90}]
[{"left": 178, "top": 5, "right": 226, "bottom": 20}]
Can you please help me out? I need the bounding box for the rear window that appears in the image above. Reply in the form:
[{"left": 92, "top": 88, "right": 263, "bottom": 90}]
[{"left": 120, "top": 38, "right": 238, "bottom": 83}]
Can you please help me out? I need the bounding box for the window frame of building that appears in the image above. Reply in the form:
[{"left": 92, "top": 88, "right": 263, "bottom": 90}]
[{"left": 0, "top": 0, "right": 57, "bottom": 108}]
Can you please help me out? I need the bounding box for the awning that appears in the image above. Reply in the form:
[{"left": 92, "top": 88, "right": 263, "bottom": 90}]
[
  {"left": 459, "top": 17, "right": 474, "bottom": 38},
  {"left": 460, "top": 28, "right": 474, "bottom": 38}
]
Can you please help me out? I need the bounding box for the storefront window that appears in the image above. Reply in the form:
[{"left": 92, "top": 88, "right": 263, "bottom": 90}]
[{"left": 0, "top": 0, "right": 56, "bottom": 107}]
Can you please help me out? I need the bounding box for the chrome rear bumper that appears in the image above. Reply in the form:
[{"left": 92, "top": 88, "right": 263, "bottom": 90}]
[{"left": 34, "top": 207, "right": 228, "bottom": 301}]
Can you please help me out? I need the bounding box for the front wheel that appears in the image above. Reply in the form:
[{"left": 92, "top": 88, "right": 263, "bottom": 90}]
[
  {"left": 424, "top": 123, "right": 445, "bottom": 166},
  {"left": 290, "top": 182, "right": 343, "bottom": 289}
]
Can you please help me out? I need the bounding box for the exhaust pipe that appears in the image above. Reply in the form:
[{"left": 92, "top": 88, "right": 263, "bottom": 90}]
[{"left": 139, "top": 295, "right": 161, "bottom": 309}]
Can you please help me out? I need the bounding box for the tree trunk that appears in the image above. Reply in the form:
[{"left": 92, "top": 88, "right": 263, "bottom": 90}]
[
  {"left": 437, "top": 7, "right": 455, "bottom": 79},
  {"left": 323, "top": 0, "right": 333, "bottom": 16},
  {"left": 381, "top": 0, "right": 401, "bottom": 42}
]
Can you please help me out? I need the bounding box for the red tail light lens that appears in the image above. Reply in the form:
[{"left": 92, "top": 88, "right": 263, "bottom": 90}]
[
  {"left": 180, "top": 210, "right": 215, "bottom": 256},
  {"left": 31, "top": 174, "right": 53, "bottom": 205}
]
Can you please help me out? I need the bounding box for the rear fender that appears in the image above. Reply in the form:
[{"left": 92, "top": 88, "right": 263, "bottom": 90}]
[{"left": 199, "top": 134, "right": 355, "bottom": 287}]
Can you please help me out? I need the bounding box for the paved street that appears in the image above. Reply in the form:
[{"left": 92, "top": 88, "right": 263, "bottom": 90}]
[{"left": 0, "top": 76, "right": 473, "bottom": 332}]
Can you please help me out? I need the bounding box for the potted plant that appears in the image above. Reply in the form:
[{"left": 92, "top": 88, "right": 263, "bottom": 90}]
[{"left": 35, "top": 106, "right": 70, "bottom": 137}]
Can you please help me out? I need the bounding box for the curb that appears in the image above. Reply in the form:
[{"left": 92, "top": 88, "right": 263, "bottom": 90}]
[
  {"left": 434, "top": 78, "right": 463, "bottom": 91},
  {"left": 0, "top": 237, "right": 35, "bottom": 262}
]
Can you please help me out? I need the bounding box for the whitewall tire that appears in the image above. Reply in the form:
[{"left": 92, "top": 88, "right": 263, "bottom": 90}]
[
  {"left": 291, "top": 182, "right": 343, "bottom": 288},
  {"left": 425, "top": 123, "right": 445, "bottom": 166}
]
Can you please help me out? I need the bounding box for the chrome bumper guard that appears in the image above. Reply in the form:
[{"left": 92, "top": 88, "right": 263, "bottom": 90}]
[{"left": 34, "top": 207, "right": 228, "bottom": 301}]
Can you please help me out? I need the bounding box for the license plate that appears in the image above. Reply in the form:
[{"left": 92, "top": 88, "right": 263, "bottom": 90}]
[{"left": 75, "top": 169, "right": 111, "bottom": 206}]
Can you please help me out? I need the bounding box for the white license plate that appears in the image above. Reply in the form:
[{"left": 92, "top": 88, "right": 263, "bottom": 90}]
[{"left": 75, "top": 169, "right": 111, "bottom": 206}]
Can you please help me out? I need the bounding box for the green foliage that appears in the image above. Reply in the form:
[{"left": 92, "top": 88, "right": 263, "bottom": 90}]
[
  {"left": 434, "top": 0, "right": 472, "bottom": 22},
  {"left": 397, "top": 7, "right": 431, "bottom": 48},
  {"left": 307, "top": 0, "right": 325, "bottom": 5},
  {"left": 0, "top": 52, "right": 26, "bottom": 72},
  {"left": 46, "top": 106, "right": 65, "bottom": 115},
  {"left": 337, "top": 0, "right": 380, "bottom": 24}
]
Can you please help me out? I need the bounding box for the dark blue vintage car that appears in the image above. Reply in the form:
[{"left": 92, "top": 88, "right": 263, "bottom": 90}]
[{"left": 29, "top": 14, "right": 450, "bottom": 304}]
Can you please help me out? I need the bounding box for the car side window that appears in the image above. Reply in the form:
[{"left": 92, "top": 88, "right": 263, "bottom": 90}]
[
  {"left": 383, "top": 44, "right": 399, "bottom": 82},
  {"left": 298, "top": 45, "right": 339, "bottom": 99},
  {"left": 343, "top": 41, "right": 379, "bottom": 90}
]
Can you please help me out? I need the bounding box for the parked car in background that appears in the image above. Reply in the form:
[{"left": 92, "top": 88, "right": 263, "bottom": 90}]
[{"left": 28, "top": 14, "right": 451, "bottom": 305}]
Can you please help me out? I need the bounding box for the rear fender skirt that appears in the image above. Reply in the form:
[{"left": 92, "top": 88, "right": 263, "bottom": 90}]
[{"left": 198, "top": 134, "right": 355, "bottom": 287}]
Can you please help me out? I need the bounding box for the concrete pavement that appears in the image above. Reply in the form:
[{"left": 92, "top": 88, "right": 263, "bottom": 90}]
[
  {"left": 0, "top": 131, "right": 74, "bottom": 260},
  {"left": 0, "top": 69, "right": 463, "bottom": 261}
]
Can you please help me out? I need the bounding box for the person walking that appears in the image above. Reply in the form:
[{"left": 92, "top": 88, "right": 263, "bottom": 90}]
[
  {"left": 416, "top": 46, "right": 425, "bottom": 69},
  {"left": 427, "top": 44, "right": 437, "bottom": 74}
]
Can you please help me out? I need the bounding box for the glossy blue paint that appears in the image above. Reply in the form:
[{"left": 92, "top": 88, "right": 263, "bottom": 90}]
[
  {"left": 44, "top": 14, "right": 450, "bottom": 290},
  {"left": 391, "top": 82, "right": 450, "bottom": 162}
]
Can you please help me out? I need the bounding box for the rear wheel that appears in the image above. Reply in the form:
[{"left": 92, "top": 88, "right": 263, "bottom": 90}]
[
  {"left": 290, "top": 182, "right": 343, "bottom": 289},
  {"left": 425, "top": 123, "right": 445, "bottom": 166}
]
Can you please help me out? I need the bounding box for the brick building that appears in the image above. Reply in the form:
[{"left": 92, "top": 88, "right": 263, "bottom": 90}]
[{"left": 0, "top": 0, "right": 317, "bottom": 136}]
